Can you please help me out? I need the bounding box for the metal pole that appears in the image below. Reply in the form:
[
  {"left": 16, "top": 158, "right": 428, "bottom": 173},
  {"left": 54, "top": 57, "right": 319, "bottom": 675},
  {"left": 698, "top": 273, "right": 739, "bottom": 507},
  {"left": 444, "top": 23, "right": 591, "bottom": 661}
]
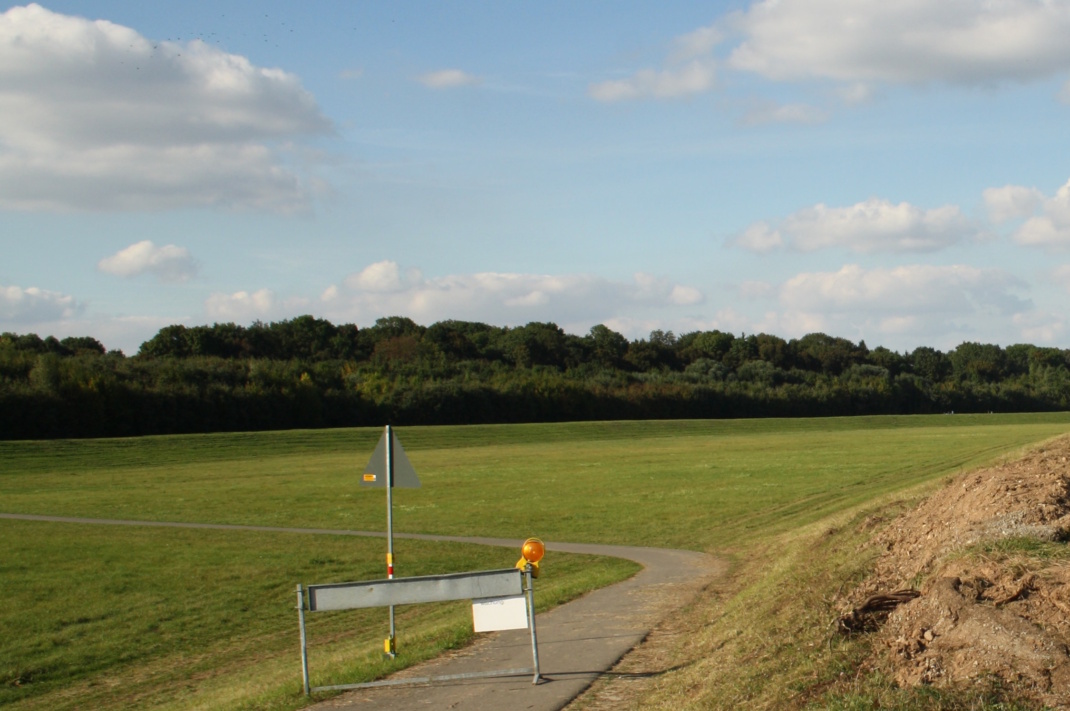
[
  {"left": 385, "top": 424, "right": 396, "bottom": 657},
  {"left": 525, "top": 564, "right": 541, "bottom": 684},
  {"left": 297, "top": 584, "right": 310, "bottom": 696}
]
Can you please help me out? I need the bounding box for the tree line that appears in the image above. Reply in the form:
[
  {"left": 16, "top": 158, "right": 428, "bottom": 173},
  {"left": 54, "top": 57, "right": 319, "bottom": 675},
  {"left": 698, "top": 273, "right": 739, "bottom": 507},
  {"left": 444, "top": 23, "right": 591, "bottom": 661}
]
[{"left": 2, "top": 315, "right": 1069, "bottom": 439}]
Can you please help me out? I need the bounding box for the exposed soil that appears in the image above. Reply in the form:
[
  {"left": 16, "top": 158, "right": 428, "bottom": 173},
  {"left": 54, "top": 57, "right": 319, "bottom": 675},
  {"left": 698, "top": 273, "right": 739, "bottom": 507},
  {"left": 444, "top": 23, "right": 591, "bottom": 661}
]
[{"left": 841, "top": 436, "right": 1070, "bottom": 707}]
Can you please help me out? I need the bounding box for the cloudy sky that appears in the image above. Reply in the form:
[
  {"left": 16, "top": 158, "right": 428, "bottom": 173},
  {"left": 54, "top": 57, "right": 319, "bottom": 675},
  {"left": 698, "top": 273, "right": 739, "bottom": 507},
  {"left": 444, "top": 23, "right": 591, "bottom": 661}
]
[{"left": 3, "top": 1, "right": 1070, "bottom": 354}]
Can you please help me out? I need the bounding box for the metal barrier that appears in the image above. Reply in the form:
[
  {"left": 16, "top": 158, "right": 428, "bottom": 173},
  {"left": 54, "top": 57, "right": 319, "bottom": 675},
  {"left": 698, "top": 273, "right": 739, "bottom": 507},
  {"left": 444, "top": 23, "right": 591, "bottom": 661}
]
[{"left": 297, "top": 565, "right": 541, "bottom": 694}]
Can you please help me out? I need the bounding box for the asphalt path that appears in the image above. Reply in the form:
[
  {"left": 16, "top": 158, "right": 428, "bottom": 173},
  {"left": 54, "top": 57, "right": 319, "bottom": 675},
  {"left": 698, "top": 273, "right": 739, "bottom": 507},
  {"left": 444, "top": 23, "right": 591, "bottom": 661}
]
[{"left": 0, "top": 513, "right": 727, "bottom": 711}]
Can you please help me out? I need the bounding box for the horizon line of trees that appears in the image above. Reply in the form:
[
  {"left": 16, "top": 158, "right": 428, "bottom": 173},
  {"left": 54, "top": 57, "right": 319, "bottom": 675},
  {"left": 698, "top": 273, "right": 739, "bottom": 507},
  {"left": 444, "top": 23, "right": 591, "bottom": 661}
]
[{"left": 2, "top": 315, "right": 1069, "bottom": 440}]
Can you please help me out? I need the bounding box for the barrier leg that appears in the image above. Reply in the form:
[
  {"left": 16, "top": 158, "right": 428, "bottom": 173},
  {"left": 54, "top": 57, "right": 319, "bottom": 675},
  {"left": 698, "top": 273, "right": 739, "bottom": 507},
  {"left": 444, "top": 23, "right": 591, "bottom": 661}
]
[
  {"left": 525, "top": 565, "right": 541, "bottom": 684},
  {"left": 297, "top": 585, "right": 310, "bottom": 696}
]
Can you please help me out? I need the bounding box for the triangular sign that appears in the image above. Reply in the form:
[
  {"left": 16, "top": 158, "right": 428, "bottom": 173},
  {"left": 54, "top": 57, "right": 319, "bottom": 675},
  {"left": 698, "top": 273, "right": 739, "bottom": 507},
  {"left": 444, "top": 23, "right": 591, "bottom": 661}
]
[{"left": 361, "top": 430, "right": 421, "bottom": 488}]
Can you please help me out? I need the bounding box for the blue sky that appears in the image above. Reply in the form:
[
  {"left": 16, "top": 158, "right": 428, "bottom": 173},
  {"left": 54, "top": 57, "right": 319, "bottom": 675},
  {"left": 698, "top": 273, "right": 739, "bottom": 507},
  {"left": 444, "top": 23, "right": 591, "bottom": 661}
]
[{"left": 4, "top": 1, "right": 1070, "bottom": 354}]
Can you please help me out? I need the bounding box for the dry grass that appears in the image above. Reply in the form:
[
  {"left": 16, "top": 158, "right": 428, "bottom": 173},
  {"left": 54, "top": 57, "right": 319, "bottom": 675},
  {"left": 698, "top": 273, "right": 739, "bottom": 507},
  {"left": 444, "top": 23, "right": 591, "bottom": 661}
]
[{"left": 568, "top": 442, "right": 1070, "bottom": 710}]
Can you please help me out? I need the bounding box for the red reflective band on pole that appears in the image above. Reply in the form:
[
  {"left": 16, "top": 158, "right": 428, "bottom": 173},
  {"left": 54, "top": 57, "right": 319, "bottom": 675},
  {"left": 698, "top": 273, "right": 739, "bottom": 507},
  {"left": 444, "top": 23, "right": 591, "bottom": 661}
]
[{"left": 387, "top": 565, "right": 394, "bottom": 578}]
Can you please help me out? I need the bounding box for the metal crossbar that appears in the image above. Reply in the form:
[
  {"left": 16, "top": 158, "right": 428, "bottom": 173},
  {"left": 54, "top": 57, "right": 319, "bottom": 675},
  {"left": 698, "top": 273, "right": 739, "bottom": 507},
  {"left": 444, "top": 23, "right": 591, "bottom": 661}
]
[
  {"left": 312, "top": 667, "right": 535, "bottom": 692},
  {"left": 308, "top": 568, "right": 522, "bottom": 611},
  {"left": 298, "top": 565, "right": 541, "bottom": 695}
]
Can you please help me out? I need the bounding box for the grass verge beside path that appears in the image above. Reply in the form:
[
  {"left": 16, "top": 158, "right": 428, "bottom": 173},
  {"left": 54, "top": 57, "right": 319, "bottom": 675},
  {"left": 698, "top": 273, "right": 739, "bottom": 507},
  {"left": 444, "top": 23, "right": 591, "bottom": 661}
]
[
  {"left": 3, "top": 413, "right": 1069, "bottom": 710},
  {"left": 3, "top": 414, "right": 1069, "bottom": 552},
  {"left": 571, "top": 438, "right": 1070, "bottom": 710},
  {"left": 606, "top": 488, "right": 1055, "bottom": 710},
  {"left": 1, "top": 520, "right": 637, "bottom": 710}
]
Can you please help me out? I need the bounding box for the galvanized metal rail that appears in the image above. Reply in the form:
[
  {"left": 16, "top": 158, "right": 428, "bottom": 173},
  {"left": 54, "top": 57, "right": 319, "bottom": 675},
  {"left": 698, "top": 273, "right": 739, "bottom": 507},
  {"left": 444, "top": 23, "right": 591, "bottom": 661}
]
[{"left": 298, "top": 564, "right": 541, "bottom": 694}]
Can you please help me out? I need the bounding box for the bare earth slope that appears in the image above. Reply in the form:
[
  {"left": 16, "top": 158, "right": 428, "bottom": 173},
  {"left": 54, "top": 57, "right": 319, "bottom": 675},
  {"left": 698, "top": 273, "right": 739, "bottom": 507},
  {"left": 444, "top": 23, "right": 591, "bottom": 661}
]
[{"left": 842, "top": 436, "right": 1070, "bottom": 707}]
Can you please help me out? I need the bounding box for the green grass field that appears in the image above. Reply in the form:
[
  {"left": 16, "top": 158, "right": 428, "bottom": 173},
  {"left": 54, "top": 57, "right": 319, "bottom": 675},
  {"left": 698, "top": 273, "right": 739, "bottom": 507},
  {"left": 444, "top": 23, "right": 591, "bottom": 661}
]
[
  {"left": 1, "top": 521, "right": 631, "bottom": 710},
  {"left": 3, "top": 413, "right": 1069, "bottom": 709}
]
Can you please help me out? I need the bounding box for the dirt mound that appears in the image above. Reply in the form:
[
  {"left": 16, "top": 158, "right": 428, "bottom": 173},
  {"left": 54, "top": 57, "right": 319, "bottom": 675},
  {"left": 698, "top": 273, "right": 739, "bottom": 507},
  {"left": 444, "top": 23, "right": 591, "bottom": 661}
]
[{"left": 841, "top": 437, "right": 1070, "bottom": 707}]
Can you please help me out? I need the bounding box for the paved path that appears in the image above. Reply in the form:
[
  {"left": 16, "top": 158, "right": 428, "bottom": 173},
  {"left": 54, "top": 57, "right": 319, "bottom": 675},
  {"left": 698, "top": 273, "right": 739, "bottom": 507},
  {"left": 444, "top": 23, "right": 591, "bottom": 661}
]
[{"left": 0, "top": 513, "right": 727, "bottom": 711}]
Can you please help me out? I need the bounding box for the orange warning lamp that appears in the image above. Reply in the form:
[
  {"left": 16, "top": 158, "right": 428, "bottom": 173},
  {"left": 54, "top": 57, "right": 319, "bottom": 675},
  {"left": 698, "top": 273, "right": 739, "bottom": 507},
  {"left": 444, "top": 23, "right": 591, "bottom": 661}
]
[{"left": 521, "top": 538, "right": 545, "bottom": 564}]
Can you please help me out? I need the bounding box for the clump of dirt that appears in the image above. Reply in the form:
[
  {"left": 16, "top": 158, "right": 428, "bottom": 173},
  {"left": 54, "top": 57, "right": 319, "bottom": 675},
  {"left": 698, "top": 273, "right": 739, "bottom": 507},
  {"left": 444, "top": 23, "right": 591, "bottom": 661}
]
[{"left": 840, "top": 437, "right": 1070, "bottom": 707}]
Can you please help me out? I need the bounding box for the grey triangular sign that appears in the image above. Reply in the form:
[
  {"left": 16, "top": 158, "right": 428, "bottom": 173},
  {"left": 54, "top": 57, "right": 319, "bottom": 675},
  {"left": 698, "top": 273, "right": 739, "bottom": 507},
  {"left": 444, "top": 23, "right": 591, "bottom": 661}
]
[{"left": 361, "top": 430, "right": 421, "bottom": 488}]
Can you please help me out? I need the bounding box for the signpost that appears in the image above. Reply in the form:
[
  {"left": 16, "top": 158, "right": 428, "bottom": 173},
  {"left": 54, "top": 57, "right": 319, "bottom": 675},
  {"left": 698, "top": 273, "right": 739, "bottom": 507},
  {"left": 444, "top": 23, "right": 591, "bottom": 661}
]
[
  {"left": 294, "top": 429, "right": 546, "bottom": 695},
  {"left": 359, "top": 425, "right": 420, "bottom": 656}
]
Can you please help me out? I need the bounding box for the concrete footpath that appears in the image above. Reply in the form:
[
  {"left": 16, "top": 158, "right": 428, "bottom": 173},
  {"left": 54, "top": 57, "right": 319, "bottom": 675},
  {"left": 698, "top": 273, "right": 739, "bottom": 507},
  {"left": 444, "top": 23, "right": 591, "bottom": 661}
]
[
  {"left": 311, "top": 535, "right": 726, "bottom": 711},
  {"left": 0, "top": 514, "right": 726, "bottom": 711}
]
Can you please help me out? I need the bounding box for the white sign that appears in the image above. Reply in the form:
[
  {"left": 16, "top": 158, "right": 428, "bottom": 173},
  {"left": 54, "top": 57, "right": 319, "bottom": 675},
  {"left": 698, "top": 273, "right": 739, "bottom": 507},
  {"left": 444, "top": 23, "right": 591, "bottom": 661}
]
[{"left": 472, "top": 595, "right": 529, "bottom": 632}]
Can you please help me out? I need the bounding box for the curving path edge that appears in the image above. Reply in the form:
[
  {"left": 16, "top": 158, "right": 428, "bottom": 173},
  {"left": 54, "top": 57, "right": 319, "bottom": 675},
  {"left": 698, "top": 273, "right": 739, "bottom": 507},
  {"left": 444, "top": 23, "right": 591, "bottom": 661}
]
[{"left": 0, "top": 513, "right": 727, "bottom": 710}]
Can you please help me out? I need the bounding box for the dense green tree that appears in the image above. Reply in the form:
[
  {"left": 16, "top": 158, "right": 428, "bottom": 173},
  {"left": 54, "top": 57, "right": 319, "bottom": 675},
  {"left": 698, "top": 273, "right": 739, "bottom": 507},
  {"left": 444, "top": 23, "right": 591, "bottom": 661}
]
[
  {"left": 1003, "top": 344, "right": 1035, "bottom": 377},
  {"left": 585, "top": 325, "right": 629, "bottom": 369},
  {"left": 28, "top": 353, "right": 62, "bottom": 393},
  {"left": 425, "top": 320, "right": 497, "bottom": 361},
  {"left": 950, "top": 342, "right": 1007, "bottom": 383},
  {"left": 372, "top": 335, "right": 422, "bottom": 366},
  {"left": 626, "top": 331, "right": 678, "bottom": 371},
  {"left": 680, "top": 330, "right": 735, "bottom": 364},
  {"left": 6, "top": 333, "right": 55, "bottom": 354},
  {"left": 363, "top": 316, "right": 423, "bottom": 342},
  {"left": 735, "top": 360, "right": 783, "bottom": 386},
  {"left": 868, "top": 346, "right": 908, "bottom": 377},
  {"left": 139, "top": 325, "right": 193, "bottom": 358},
  {"left": 1029, "top": 347, "right": 1070, "bottom": 371},
  {"left": 723, "top": 335, "right": 758, "bottom": 370},
  {"left": 272, "top": 315, "right": 347, "bottom": 360},
  {"left": 3, "top": 321, "right": 1070, "bottom": 440},
  {"left": 755, "top": 333, "right": 789, "bottom": 368},
  {"left": 790, "top": 333, "right": 864, "bottom": 375},
  {"left": 910, "top": 346, "right": 952, "bottom": 382},
  {"left": 59, "top": 336, "right": 107, "bottom": 356},
  {"left": 499, "top": 322, "right": 572, "bottom": 369}
]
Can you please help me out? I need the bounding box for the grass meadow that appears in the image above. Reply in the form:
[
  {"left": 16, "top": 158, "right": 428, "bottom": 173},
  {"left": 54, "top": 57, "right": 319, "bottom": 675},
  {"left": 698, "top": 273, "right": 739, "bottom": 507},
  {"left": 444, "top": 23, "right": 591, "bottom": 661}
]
[{"left": 3, "top": 412, "right": 1070, "bottom": 709}]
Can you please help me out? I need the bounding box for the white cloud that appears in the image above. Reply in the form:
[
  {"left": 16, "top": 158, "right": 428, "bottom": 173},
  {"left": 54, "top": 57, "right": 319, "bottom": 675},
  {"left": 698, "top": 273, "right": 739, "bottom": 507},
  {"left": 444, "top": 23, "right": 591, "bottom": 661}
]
[
  {"left": 983, "top": 184, "right": 1044, "bottom": 223},
  {"left": 344, "top": 260, "right": 411, "bottom": 292},
  {"left": 0, "top": 4, "right": 331, "bottom": 212},
  {"left": 739, "top": 281, "right": 774, "bottom": 299},
  {"left": 837, "top": 83, "right": 875, "bottom": 105},
  {"left": 321, "top": 261, "right": 704, "bottom": 328},
  {"left": 780, "top": 264, "right": 1027, "bottom": 315},
  {"left": 1013, "top": 311, "right": 1066, "bottom": 344},
  {"left": 1013, "top": 217, "right": 1070, "bottom": 248},
  {"left": 589, "top": 23, "right": 720, "bottom": 102},
  {"left": 669, "top": 285, "right": 704, "bottom": 306},
  {"left": 743, "top": 101, "right": 828, "bottom": 126},
  {"left": 0, "top": 284, "right": 81, "bottom": 322},
  {"left": 737, "top": 263, "right": 1036, "bottom": 348},
  {"left": 1012, "top": 180, "right": 1070, "bottom": 248},
  {"left": 728, "top": 0, "right": 1070, "bottom": 86},
  {"left": 737, "top": 198, "right": 978, "bottom": 253},
  {"left": 1053, "top": 264, "right": 1070, "bottom": 291},
  {"left": 669, "top": 25, "right": 723, "bottom": 63},
  {"left": 734, "top": 221, "right": 783, "bottom": 252},
  {"left": 417, "top": 69, "right": 481, "bottom": 89},
  {"left": 202, "top": 289, "right": 313, "bottom": 323},
  {"left": 97, "top": 240, "right": 197, "bottom": 282},
  {"left": 588, "top": 60, "right": 717, "bottom": 102}
]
